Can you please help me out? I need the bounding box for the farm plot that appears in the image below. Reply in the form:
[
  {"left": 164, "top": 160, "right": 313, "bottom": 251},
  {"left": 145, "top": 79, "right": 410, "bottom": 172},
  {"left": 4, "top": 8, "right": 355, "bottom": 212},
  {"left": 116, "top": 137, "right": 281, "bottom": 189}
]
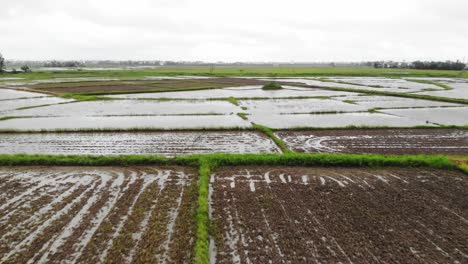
[
  {"left": 0, "top": 89, "right": 48, "bottom": 101},
  {"left": 413, "top": 79, "right": 468, "bottom": 100},
  {"left": 248, "top": 112, "right": 429, "bottom": 129},
  {"left": 0, "top": 97, "right": 73, "bottom": 115},
  {"left": 381, "top": 107, "right": 468, "bottom": 126},
  {"left": 326, "top": 77, "right": 442, "bottom": 93},
  {"left": 24, "top": 78, "right": 274, "bottom": 95},
  {"left": 211, "top": 166, "right": 468, "bottom": 263},
  {"left": 0, "top": 166, "right": 196, "bottom": 263},
  {"left": 275, "top": 128, "right": 468, "bottom": 154},
  {"left": 0, "top": 115, "right": 250, "bottom": 131},
  {"left": 332, "top": 95, "right": 463, "bottom": 109},
  {"left": 238, "top": 98, "right": 369, "bottom": 114},
  {"left": 261, "top": 78, "right": 371, "bottom": 90},
  {"left": 8, "top": 100, "right": 239, "bottom": 117},
  {"left": 0, "top": 131, "right": 281, "bottom": 155},
  {"left": 105, "top": 86, "right": 356, "bottom": 99}
]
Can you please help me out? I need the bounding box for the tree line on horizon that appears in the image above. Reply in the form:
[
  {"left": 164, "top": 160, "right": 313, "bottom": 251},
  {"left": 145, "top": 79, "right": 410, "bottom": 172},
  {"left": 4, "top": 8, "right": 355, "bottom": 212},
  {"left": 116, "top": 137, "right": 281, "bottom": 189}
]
[{"left": 373, "top": 60, "right": 466, "bottom": 71}]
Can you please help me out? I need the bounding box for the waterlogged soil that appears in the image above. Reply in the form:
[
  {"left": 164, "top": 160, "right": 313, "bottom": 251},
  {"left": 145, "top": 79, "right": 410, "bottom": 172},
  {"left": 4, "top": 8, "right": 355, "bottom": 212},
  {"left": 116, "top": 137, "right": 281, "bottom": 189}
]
[
  {"left": 0, "top": 97, "right": 73, "bottom": 114},
  {"left": 381, "top": 107, "right": 468, "bottom": 126},
  {"left": 10, "top": 100, "right": 239, "bottom": 117},
  {"left": 0, "top": 166, "right": 196, "bottom": 263},
  {"left": 0, "top": 89, "right": 48, "bottom": 101},
  {"left": 106, "top": 86, "right": 356, "bottom": 99},
  {"left": 26, "top": 78, "right": 276, "bottom": 94},
  {"left": 0, "top": 131, "right": 281, "bottom": 156},
  {"left": 415, "top": 79, "right": 468, "bottom": 100},
  {"left": 276, "top": 128, "right": 468, "bottom": 154},
  {"left": 238, "top": 98, "right": 368, "bottom": 114},
  {"left": 211, "top": 166, "right": 468, "bottom": 263},
  {"left": 327, "top": 77, "right": 442, "bottom": 93},
  {"left": 333, "top": 95, "right": 463, "bottom": 109},
  {"left": 248, "top": 112, "right": 429, "bottom": 129},
  {"left": 0, "top": 115, "right": 250, "bottom": 131}
]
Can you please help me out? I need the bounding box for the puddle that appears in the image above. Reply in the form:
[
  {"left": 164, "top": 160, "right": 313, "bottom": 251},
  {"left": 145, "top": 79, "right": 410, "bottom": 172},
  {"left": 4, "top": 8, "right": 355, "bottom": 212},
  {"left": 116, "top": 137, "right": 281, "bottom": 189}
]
[
  {"left": 0, "top": 131, "right": 280, "bottom": 156},
  {"left": 105, "top": 86, "right": 355, "bottom": 99},
  {"left": 381, "top": 107, "right": 468, "bottom": 126},
  {"left": 249, "top": 112, "right": 430, "bottom": 128},
  {"left": 10, "top": 100, "right": 238, "bottom": 117},
  {"left": 0, "top": 89, "right": 49, "bottom": 101},
  {"left": 238, "top": 98, "right": 368, "bottom": 114},
  {"left": 0, "top": 115, "right": 250, "bottom": 130}
]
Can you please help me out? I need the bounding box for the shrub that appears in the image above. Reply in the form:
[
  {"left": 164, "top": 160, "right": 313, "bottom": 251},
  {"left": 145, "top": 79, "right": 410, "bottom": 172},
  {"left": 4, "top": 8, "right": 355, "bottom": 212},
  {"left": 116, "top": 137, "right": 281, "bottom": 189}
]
[{"left": 262, "top": 82, "right": 282, "bottom": 90}]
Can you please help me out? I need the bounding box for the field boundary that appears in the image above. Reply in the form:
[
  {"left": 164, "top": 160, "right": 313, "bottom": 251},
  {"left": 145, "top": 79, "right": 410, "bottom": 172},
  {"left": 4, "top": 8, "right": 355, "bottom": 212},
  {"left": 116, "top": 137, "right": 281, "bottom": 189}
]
[{"left": 253, "top": 124, "right": 293, "bottom": 153}]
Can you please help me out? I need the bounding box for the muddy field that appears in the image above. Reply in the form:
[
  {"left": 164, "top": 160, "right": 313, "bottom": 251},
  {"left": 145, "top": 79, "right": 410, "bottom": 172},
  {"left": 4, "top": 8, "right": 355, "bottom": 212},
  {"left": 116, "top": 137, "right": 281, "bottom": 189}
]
[
  {"left": 0, "top": 131, "right": 281, "bottom": 155},
  {"left": 25, "top": 78, "right": 281, "bottom": 94},
  {"left": 0, "top": 166, "right": 196, "bottom": 263},
  {"left": 276, "top": 128, "right": 468, "bottom": 154},
  {"left": 211, "top": 166, "right": 468, "bottom": 263}
]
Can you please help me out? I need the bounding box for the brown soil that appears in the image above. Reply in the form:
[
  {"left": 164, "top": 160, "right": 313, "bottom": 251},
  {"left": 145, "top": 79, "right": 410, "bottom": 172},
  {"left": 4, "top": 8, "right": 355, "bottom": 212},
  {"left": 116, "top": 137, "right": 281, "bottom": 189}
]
[
  {"left": 212, "top": 166, "right": 468, "bottom": 263},
  {"left": 28, "top": 78, "right": 287, "bottom": 94},
  {"left": 276, "top": 128, "right": 468, "bottom": 155},
  {"left": 0, "top": 166, "right": 196, "bottom": 263}
]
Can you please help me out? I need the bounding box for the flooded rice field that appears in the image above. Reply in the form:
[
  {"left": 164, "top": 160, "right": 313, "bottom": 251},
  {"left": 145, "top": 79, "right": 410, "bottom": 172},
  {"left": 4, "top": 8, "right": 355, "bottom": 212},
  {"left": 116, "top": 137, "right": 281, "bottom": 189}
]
[
  {"left": 0, "top": 166, "right": 196, "bottom": 263},
  {"left": 8, "top": 100, "right": 238, "bottom": 117},
  {"left": 276, "top": 129, "right": 468, "bottom": 155},
  {"left": 211, "top": 166, "right": 468, "bottom": 263},
  {"left": 248, "top": 112, "right": 429, "bottom": 128},
  {"left": 332, "top": 95, "right": 463, "bottom": 108},
  {"left": 106, "top": 86, "right": 355, "bottom": 99},
  {"left": 0, "top": 89, "right": 48, "bottom": 101},
  {"left": 0, "top": 115, "right": 250, "bottom": 131},
  {"left": 239, "top": 98, "right": 368, "bottom": 114},
  {"left": 0, "top": 97, "right": 73, "bottom": 114},
  {"left": 0, "top": 131, "right": 280, "bottom": 155},
  {"left": 414, "top": 79, "right": 468, "bottom": 99},
  {"left": 0, "top": 76, "right": 467, "bottom": 130},
  {"left": 327, "top": 77, "right": 442, "bottom": 93},
  {"left": 381, "top": 107, "right": 468, "bottom": 126}
]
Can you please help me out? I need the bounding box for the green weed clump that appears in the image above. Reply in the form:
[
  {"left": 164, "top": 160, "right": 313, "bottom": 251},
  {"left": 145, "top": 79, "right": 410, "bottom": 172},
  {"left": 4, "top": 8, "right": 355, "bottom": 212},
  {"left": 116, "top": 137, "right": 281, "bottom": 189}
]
[
  {"left": 227, "top": 97, "right": 239, "bottom": 106},
  {"left": 262, "top": 82, "right": 282, "bottom": 90}
]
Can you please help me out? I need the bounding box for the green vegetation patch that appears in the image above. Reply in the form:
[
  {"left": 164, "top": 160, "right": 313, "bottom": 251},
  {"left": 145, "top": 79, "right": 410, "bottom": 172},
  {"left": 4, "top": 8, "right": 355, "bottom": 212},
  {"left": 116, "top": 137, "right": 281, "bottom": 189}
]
[{"left": 262, "top": 82, "right": 283, "bottom": 90}]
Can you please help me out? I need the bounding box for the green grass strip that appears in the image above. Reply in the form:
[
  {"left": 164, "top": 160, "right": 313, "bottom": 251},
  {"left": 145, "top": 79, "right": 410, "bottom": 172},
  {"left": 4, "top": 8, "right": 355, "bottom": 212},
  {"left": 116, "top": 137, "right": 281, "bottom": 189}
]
[
  {"left": 194, "top": 158, "right": 211, "bottom": 264},
  {"left": 253, "top": 124, "right": 293, "bottom": 153},
  {"left": 202, "top": 153, "right": 456, "bottom": 170},
  {"left": 0, "top": 153, "right": 457, "bottom": 169}
]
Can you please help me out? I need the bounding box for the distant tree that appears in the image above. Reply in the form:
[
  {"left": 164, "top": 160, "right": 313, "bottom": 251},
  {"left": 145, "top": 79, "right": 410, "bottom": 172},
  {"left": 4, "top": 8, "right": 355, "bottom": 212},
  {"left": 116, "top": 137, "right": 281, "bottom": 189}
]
[
  {"left": 21, "top": 65, "right": 32, "bottom": 72},
  {"left": 0, "top": 53, "right": 5, "bottom": 73}
]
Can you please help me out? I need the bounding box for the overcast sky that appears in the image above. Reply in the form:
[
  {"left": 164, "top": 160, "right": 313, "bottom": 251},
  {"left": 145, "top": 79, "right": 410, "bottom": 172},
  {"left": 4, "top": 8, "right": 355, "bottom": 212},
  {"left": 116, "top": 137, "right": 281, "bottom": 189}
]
[{"left": 1, "top": 0, "right": 467, "bottom": 62}]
